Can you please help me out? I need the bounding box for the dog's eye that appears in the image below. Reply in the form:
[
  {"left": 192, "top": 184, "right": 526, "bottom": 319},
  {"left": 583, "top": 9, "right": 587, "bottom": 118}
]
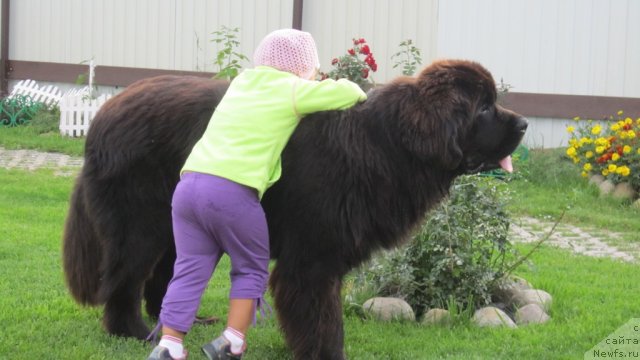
[{"left": 479, "top": 104, "right": 492, "bottom": 114}]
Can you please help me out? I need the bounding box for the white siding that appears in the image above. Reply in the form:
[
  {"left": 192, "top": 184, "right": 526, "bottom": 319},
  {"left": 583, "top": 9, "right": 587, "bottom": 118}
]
[
  {"left": 10, "top": 0, "right": 294, "bottom": 72},
  {"left": 437, "top": 0, "right": 640, "bottom": 98},
  {"left": 302, "top": 0, "right": 439, "bottom": 83}
]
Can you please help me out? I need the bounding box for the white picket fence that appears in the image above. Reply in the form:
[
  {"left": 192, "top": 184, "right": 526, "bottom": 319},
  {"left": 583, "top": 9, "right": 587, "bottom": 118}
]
[
  {"left": 59, "top": 94, "right": 112, "bottom": 137},
  {"left": 9, "top": 79, "right": 62, "bottom": 108}
]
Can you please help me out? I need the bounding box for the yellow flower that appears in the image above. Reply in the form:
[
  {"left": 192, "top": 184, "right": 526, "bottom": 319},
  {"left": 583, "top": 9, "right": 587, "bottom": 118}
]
[
  {"left": 581, "top": 171, "right": 588, "bottom": 178},
  {"left": 583, "top": 163, "right": 592, "bottom": 171},
  {"left": 625, "top": 117, "right": 633, "bottom": 125},
  {"left": 585, "top": 151, "right": 594, "bottom": 159},
  {"left": 569, "top": 139, "right": 579, "bottom": 148},
  {"left": 612, "top": 153, "right": 620, "bottom": 161},
  {"left": 628, "top": 130, "right": 636, "bottom": 139},
  {"left": 637, "top": 118, "right": 640, "bottom": 126},
  {"left": 617, "top": 110, "right": 624, "bottom": 116},
  {"left": 591, "top": 125, "right": 602, "bottom": 135},
  {"left": 596, "top": 146, "right": 606, "bottom": 154},
  {"left": 611, "top": 123, "right": 620, "bottom": 131},
  {"left": 620, "top": 131, "right": 628, "bottom": 140},
  {"left": 566, "top": 147, "right": 577, "bottom": 156},
  {"left": 623, "top": 145, "right": 632, "bottom": 154},
  {"left": 573, "top": 116, "right": 580, "bottom": 121},
  {"left": 602, "top": 169, "right": 610, "bottom": 176},
  {"left": 595, "top": 137, "right": 609, "bottom": 146},
  {"left": 617, "top": 166, "right": 631, "bottom": 177},
  {"left": 573, "top": 157, "right": 580, "bottom": 164},
  {"left": 566, "top": 126, "right": 575, "bottom": 133},
  {"left": 608, "top": 164, "right": 617, "bottom": 172}
]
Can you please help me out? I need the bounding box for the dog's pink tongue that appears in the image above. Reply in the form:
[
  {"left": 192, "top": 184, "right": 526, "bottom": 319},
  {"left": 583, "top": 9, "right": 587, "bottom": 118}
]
[{"left": 499, "top": 156, "right": 513, "bottom": 173}]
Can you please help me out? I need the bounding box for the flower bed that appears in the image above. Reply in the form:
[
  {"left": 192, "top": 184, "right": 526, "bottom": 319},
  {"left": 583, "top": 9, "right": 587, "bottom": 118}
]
[{"left": 566, "top": 111, "right": 640, "bottom": 199}]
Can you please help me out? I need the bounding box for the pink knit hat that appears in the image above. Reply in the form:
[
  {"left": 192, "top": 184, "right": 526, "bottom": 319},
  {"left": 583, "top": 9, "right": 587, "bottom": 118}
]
[{"left": 253, "top": 29, "right": 320, "bottom": 79}]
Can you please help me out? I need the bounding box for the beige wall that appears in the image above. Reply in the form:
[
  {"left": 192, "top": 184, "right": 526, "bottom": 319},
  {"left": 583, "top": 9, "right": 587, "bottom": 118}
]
[
  {"left": 301, "top": 0, "right": 439, "bottom": 83},
  {"left": 437, "top": 0, "right": 640, "bottom": 98},
  {"left": 10, "top": 0, "right": 294, "bottom": 72}
]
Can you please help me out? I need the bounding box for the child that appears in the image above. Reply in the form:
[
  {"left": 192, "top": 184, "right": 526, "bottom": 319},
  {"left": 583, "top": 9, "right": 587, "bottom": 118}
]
[{"left": 147, "top": 29, "right": 367, "bottom": 360}]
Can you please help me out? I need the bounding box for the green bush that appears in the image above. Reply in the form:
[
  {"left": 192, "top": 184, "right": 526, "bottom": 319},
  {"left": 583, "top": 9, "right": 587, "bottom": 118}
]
[
  {"left": 346, "top": 175, "right": 519, "bottom": 318},
  {"left": 29, "top": 106, "right": 60, "bottom": 134}
]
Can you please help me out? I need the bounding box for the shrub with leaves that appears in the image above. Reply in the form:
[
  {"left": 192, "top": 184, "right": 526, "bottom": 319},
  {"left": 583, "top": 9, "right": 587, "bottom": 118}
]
[
  {"left": 346, "top": 175, "right": 518, "bottom": 318},
  {"left": 391, "top": 39, "right": 422, "bottom": 76},
  {"left": 211, "top": 26, "right": 249, "bottom": 80}
]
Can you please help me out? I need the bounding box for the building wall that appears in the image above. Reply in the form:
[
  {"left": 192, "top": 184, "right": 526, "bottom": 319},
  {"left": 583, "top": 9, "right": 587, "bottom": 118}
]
[
  {"left": 301, "top": 0, "right": 439, "bottom": 82},
  {"left": 437, "top": 0, "right": 640, "bottom": 98},
  {"left": 5, "top": 0, "right": 640, "bottom": 148},
  {"left": 10, "top": 0, "right": 293, "bottom": 72}
]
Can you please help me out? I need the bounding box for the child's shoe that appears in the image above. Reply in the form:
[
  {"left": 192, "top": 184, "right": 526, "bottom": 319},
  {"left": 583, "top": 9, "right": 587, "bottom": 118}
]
[
  {"left": 147, "top": 345, "right": 188, "bottom": 360},
  {"left": 201, "top": 335, "right": 243, "bottom": 359}
]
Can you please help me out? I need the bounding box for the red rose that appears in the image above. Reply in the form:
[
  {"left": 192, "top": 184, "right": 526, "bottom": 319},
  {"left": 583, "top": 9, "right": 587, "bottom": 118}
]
[
  {"left": 370, "top": 62, "right": 378, "bottom": 72},
  {"left": 360, "top": 45, "right": 370, "bottom": 55},
  {"left": 359, "top": 38, "right": 366, "bottom": 44},
  {"left": 348, "top": 48, "right": 356, "bottom": 56},
  {"left": 361, "top": 68, "right": 369, "bottom": 79},
  {"left": 331, "top": 58, "right": 339, "bottom": 65}
]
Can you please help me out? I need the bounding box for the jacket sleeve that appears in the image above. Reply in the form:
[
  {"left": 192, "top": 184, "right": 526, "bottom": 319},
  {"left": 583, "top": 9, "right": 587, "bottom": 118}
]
[{"left": 293, "top": 78, "right": 368, "bottom": 117}]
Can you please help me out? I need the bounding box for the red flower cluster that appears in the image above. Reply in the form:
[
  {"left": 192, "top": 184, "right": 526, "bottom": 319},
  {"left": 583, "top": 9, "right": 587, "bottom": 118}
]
[
  {"left": 347, "top": 38, "right": 378, "bottom": 75},
  {"left": 324, "top": 37, "right": 378, "bottom": 88}
]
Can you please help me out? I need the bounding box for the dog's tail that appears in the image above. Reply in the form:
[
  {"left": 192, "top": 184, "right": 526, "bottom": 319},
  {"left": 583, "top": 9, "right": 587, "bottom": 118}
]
[{"left": 62, "top": 178, "right": 103, "bottom": 306}]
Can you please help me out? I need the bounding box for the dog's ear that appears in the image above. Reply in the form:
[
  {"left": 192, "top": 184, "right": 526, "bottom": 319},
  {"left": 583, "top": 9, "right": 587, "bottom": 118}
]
[
  {"left": 400, "top": 102, "right": 464, "bottom": 170},
  {"left": 386, "top": 76, "right": 464, "bottom": 170}
]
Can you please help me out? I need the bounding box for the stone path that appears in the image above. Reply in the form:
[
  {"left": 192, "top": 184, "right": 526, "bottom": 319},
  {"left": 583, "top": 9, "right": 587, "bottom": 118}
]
[
  {"left": 510, "top": 217, "right": 638, "bottom": 262},
  {"left": 1, "top": 147, "right": 638, "bottom": 262},
  {"left": 0, "top": 147, "right": 83, "bottom": 176}
]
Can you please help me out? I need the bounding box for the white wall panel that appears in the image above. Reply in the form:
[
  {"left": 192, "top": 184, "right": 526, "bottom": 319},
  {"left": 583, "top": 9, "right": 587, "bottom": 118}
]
[
  {"left": 9, "top": 0, "right": 293, "bottom": 72},
  {"left": 437, "top": 0, "right": 640, "bottom": 98},
  {"left": 302, "top": 0, "right": 439, "bottom": 83}
]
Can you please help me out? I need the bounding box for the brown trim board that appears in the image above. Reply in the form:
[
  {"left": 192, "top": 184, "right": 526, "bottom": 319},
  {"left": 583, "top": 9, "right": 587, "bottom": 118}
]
[
  {"left": 7, "top": 60, "right": 640, "bottom": 120},
  {"left": 292, "top": 0, "right": 304, "bottom": 30},
  {"left": 1, "top": 0, "right": 11, "bottom": 96},
  {"left": 7, "top": 60, "right": 215, "bottom": 88},
  {"left": 502, "top": 92, "right": 640, "bottom": 120}
]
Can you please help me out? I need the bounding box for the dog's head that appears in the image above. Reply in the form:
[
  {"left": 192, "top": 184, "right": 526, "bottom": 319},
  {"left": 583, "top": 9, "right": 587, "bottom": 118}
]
[{"left": 381, "top": 59, "right": 528, "bottom": 174}]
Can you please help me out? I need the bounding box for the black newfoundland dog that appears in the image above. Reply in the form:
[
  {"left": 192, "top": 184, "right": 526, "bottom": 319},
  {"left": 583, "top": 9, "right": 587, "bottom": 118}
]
[{"left": 63, "top": 59, "right": 527, "bottom": 359}]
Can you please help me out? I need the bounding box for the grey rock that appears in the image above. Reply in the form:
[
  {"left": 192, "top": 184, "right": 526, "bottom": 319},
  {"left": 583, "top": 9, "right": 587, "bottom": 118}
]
[
  {"left": 492, "top": 275, "right": 532, "bottom": 303},
  {"left": 472, "top": 307, "right": 517, "bottom": 328},
  {"left": 589, "top": 174, "right": 605, "bottom": 186},
  {"left": 511, "top": 289, "right": 552, "bottom": 311},
  {"left": 515, "top": 303, "right": 551, "bottom": 325},
  {"left": 612, "top": 182, "right": 635, "bottom": 200},
  {"left": 363, "top": 297, "right": 415, "bottom": 321},
  {"left": 599, "top": 180, "right": 615, "bottom": 196},
  {"left": 421, "top": 308, "right": 450, "bottom": 325}
]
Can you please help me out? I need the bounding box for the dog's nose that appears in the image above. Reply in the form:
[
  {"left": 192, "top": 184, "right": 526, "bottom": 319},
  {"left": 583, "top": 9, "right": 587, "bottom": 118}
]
[{"left": 515, "top": 117, "right": 528, "bottom": 133}]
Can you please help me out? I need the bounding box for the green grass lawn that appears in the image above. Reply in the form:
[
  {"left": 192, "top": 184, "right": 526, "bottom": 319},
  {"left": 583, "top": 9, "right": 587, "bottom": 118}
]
[
  {"left": 0, "top": 124, "right": 85, "bottom": 156},
  {"left": 507, "top": 148, "right": 640, "bottom": 243},
  {"left": 1, "top": 168, "right": 638, "bottom": 359}
]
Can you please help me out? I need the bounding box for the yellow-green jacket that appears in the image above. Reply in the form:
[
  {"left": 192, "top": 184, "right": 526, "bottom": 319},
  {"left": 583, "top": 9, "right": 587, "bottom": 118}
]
[{"left": 182, "top": 66, "right": 367, "bottom": 198}]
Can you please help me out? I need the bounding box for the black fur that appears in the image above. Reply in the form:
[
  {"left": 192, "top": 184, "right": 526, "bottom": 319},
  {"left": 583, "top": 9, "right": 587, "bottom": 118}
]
[{"left": 63, "top": 60, "right": 527, "bottom": 359}]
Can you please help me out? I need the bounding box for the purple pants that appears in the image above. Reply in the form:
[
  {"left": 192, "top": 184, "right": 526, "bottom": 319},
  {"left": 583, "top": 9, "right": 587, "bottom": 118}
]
[{"left": 159, "top": 172, "right": 269, "bottom": 333}]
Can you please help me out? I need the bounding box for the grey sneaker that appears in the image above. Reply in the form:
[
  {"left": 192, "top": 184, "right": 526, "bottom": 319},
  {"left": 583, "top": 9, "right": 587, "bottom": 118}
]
[
  {"left": 201, "top": 335, "right": 243, "bottom": 360},
  {"left": 147, "top": 345, "right": 187, "bottom": 360}
]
